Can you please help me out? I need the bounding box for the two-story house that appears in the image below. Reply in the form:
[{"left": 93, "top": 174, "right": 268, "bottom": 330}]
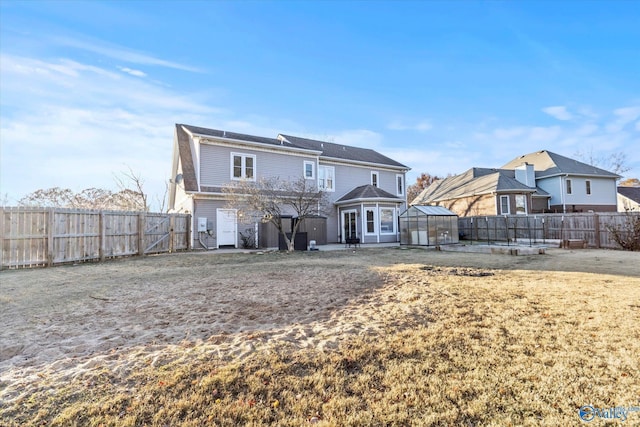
[
  {"left": 412, "top": 150, "right": 619, "bottom": 216},
  {"left": 168, "top": 124, "right": 410, "bottom": 249}
]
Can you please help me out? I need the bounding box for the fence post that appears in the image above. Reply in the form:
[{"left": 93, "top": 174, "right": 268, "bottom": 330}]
[
  {"left": 99, "top": 212, "right": 106, "bottom": 261},
  {"left": 594, "top": 213, "right": 601, "bottom": 248},
  {"left": 138, "top": 213, "right": 145, "bottom": 256},
  {"left": 169, "top": 215, "right": 175, "bottom": 253},
  {"left": 186, "top": 215, "right": 192, "bottom": 250},
  {"left": 47, "top": 208, "right": 55, "bottom": 267}
]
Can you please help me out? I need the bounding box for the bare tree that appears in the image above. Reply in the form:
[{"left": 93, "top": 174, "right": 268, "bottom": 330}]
[
  {"left": 574, "top": 148, "right": 630, "bottom": 176},
  {"left": 18, "top": 187, "right": 77, "bottom": 208},
  {"left": 113, "top": 166, "right": 149, "bottom": 211},
  {"left": 224, "top": 177, "right": 332, "bottom": 252}
]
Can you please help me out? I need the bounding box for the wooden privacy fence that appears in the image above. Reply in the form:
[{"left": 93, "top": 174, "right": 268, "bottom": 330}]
[
  {"left": 458, "top": 212, "right": 639, "bottom": 249},
  {"left": 0, "top": 207, "right": 191, "bottom": 269}
]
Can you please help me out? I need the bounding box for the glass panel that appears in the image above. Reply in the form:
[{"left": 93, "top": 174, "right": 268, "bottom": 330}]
[
  {"left": 501, "top": 196, "right": 509, "bottom": 214},
  {"left": 366, "top": 210, "right": 375, "bottom": 233},
  {"left": 245, "top": 157, "right": 254, "bottom": 179},
  {"left": 233, "top": 155, "right": 242, "bottom": 178},
  {"left": 380, "top": 208, "right": 394, "bottom": 233}
]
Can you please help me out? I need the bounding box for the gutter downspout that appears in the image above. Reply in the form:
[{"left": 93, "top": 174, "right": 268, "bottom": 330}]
[
  {"left": 561, "top": 174, "right": 568, "bottom": 213},
  {"left": 361, "top": 203, "right": 365, "bottom": 243},
  {"left": 376, "top": 202, "right": 380, "bottom": 243}
]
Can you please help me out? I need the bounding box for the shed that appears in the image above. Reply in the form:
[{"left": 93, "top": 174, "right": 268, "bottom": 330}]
[{"left": 399, "top": 205, "right": 459, "bottom": 246}]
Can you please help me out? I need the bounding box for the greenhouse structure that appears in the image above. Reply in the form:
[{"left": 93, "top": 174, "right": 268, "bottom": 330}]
[{"left": 399, "top": 205, "right": 459, "bottom": 246}]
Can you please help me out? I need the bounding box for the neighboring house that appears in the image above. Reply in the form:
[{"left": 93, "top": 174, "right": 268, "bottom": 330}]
[
  {"left": 169, "top": 124, "right": 410, "bottom": 248},
  {"left": 413, "top": 150, "right": 619, "bottom": 216},
  {"left": 617, "top": 186, "right": 640, "bottom": 212},
  {"left": 411, "top": 166, "right": 549, "bottom": 217}
]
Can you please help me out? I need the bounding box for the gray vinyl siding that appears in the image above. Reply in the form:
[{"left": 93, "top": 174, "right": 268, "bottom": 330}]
[
  {"left": 329, "top": 162, "right": 405, "bottom": 204},
  {"left": 192, "top": 199, "right": 228, "bottom": 249},
  {"left": 537, "top": 176, "right": 617, "bottom": 208},
  {"left": 199, "top": 143, "right": 318, "bottom": 187}
]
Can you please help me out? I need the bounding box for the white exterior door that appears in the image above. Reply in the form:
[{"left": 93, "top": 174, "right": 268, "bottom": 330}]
[{"left": 216, "top": 209, "right": 237, "bottom": 248}]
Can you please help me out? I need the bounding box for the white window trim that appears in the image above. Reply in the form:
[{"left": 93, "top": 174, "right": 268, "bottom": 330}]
[
  {"left": 230, "top": 152, "right": 256, "bottom": 181},
  {"left": 566, "top": 178, "right": 573, "bottom": 195},
  {"left": 500, "top": 195, "right": 510, "bottom": 215},
  {"left": 371, "top": 171, "right": 379, "bottom": 187},
  {"left": 396, "top": 174, "right": 404, "bottom": 196},
  {"left": 303, "top": 160, "right": 315, "bottom": 180},
  {"left": 318, "top": 165, "right": 335, "bottom": 192},
  {"left": 364, "top": 208, "right": 377, "bottom": 235},
  {"left": 585, "top": 180, "right": 591, "bottom": 196},
  {"left": 379, "top": 207, "right": 395, "bottom": 235}
]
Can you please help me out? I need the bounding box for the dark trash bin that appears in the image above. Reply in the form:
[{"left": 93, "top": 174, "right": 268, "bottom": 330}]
[{"left": 278, "top": 232, "right": 308, "bottom": 251}]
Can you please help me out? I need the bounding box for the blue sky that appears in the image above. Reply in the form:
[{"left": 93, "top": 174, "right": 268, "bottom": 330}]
[{"left": 1, "top": 0, "right": 639, "bottom": 209}]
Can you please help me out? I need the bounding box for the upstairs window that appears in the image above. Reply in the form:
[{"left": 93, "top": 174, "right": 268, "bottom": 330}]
[
  {"left": 396, "top": 174, "right": 404, "bottom": 196},
  {"left": 304, "top": 161, "right": 315, "bottom": 179},
  {"left": 566, "top": 179, "right": 572, "bottom": 195},
  {"left": 318, "top": 165, "right": 335, "bottom": 191},
  {"left": 371, "top": 171, "right": 379, "bottom": 187},
  {"left": 231, "top": 153, "right": 256, "bottom": 180},
  {"left": 586, "top": 180, "right": 591, "bottom": 195}
]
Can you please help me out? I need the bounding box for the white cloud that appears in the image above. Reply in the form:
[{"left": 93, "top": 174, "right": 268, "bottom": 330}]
[
  {"left": 333, "top": 129, "right": 384, "bottom": 148},
  {"left": 53, "top": 36, "right": 203, "bottom": 73},
  {"left": 0, "top": 54, "right": 218, "bottom": 208},
  {"left": 606, "top": 106, "right": 640, "bottom": 133},
  {"left": 466, "top": 105, "right": 640, "bottom": 179},
  {"left": 387, "top": 119, "right": 433, "bottom": 132},
  {"left": 542, "top": 106, "right": 573, "bottom": 121},
  {"left": 493, "top": 127, "right": 527, "bottom": 139},
  {"left": 118, "top": 66, "right": 147, "bottom": 77},
  {"left": 575, "top": 123, "right": 599, "bottom": 136}
]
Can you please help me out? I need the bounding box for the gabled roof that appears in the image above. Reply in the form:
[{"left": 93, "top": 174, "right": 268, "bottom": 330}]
[
  {"left": 175, "top": 125, "right": 198, "bottom": 192},
  {"left": 501, "top": 150, "right": 620, "bottom": 179},
  {"left": 412, "top": 168, "right": 538, "bottom": 205},
  {"left": 618, "top": 186, "right": 640, "bottom": 203},
  {"left": 335, "top": 184, "right": 403, "bottom": 205},
  {"left": 177, "top": 124, "right": 407, "bottom": 169},
  {"left": 279, "top": 134, "right": 408, "bottom": 169}
]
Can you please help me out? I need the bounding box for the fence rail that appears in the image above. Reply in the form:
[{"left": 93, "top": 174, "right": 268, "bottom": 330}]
[
  {"left": 458, "top": 212, "right": 639, "bottom": 249},
  {"left": 0, "top": 207, "right": 191, "bottom": 269}
]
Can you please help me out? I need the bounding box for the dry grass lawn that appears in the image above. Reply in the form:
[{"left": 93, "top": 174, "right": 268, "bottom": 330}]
[{"left": 1, "top": 247, "right": 639, "bottom": 426}]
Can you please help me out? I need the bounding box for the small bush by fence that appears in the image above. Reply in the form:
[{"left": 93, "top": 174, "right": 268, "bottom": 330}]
[
  {"left": 458, "top": 212, "right": 640, "bottom": 250},
  {"left": 0, "top": 207, "right": 191, "bottom": 269}
]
